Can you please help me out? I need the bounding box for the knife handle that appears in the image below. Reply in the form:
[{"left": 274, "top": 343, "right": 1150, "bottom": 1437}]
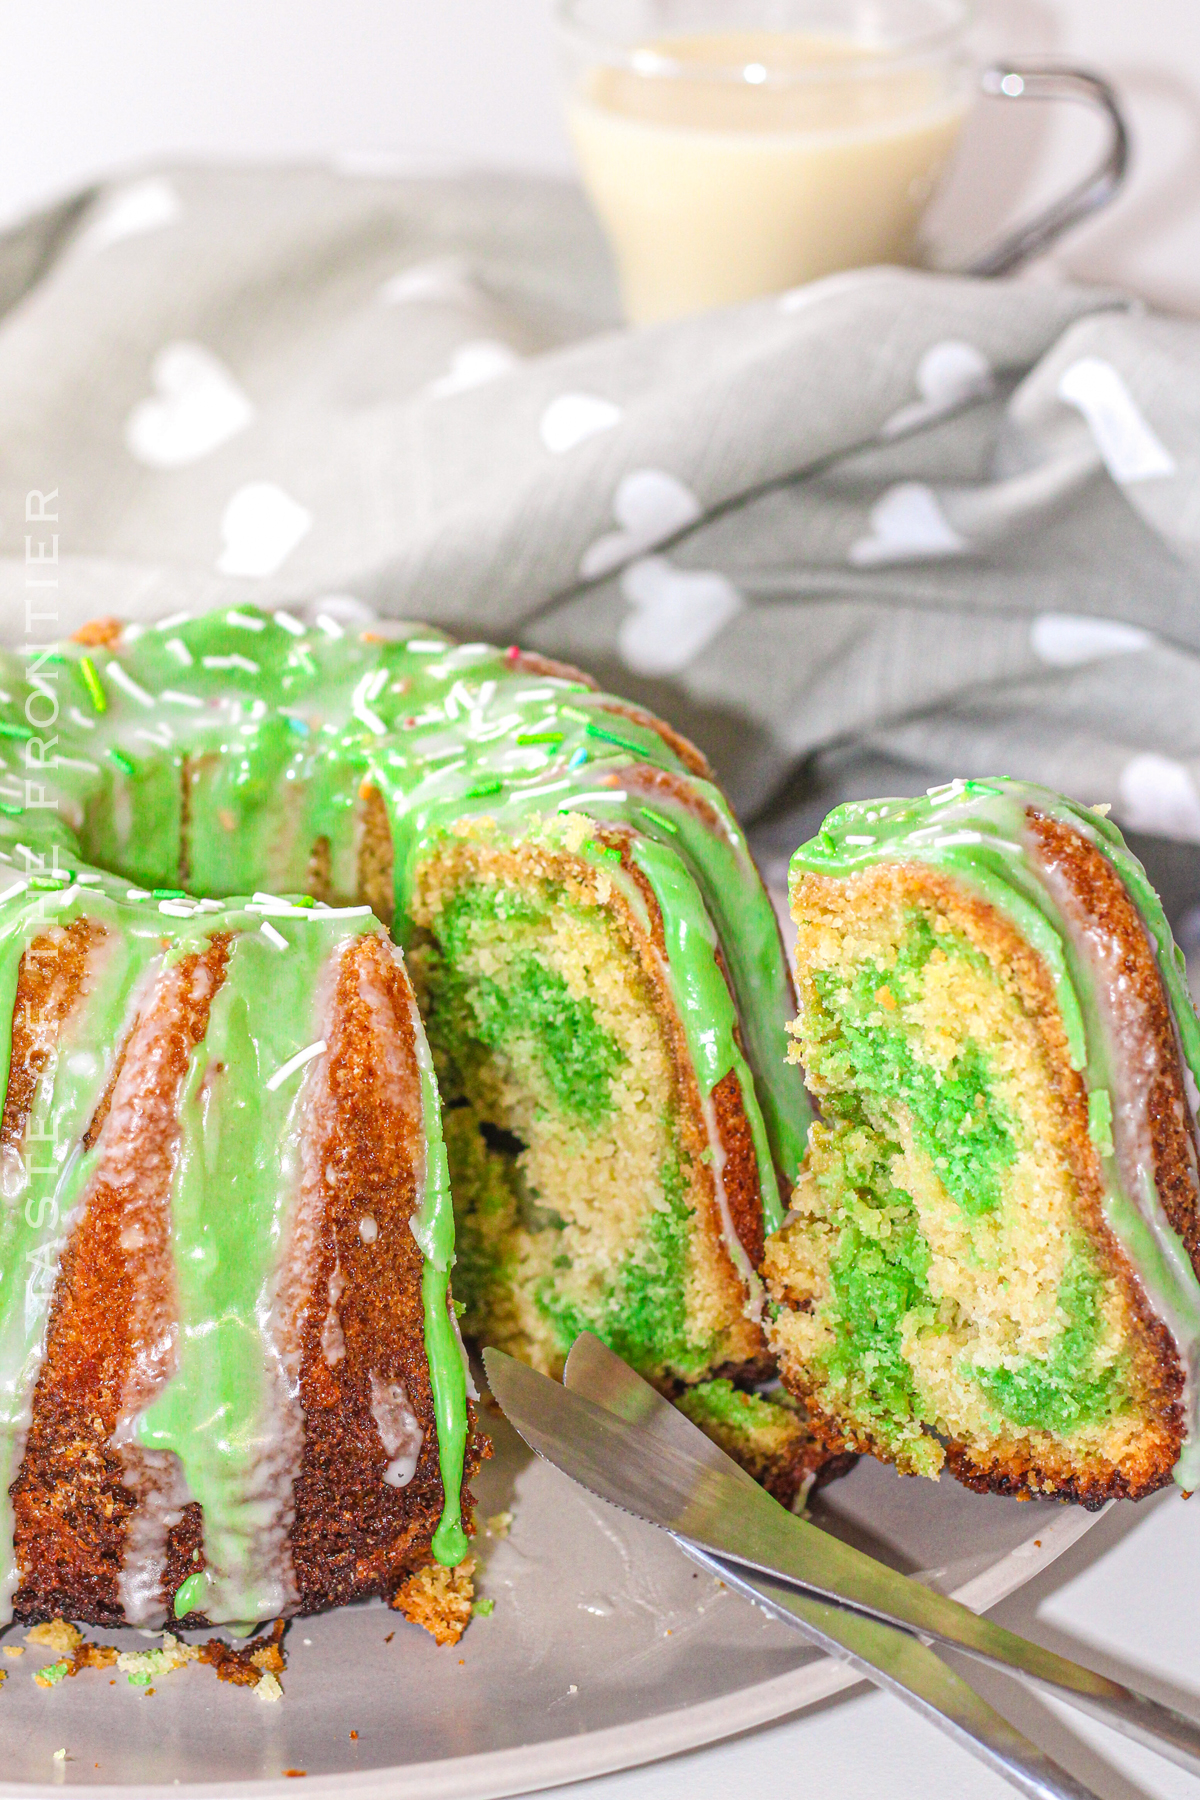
[{"left": 675, "top": 1540, "right": 1101, "bottom": 1800}]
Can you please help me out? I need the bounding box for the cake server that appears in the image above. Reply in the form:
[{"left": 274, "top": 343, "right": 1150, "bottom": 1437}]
[{"left": 483, "top": 1336, "right": 1200, "bottom": 1781}]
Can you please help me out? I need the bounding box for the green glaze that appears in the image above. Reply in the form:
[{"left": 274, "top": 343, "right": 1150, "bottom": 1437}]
[
  {"left": 792, "top": 776, "right": 1200, "bottom": 1486},
  {"left": 0, "top": 603, "right": 796, "bottom": 1613}
]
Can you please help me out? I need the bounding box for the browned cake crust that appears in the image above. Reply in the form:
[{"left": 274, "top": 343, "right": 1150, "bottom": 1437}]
[{"left": 9, "top": 931, "right": 485, "bottom": 1626}]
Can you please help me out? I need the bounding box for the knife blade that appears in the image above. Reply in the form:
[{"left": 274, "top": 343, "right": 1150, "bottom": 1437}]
[{"left": 481, "top": 1335, "right": 1200, "bottom": 1779}]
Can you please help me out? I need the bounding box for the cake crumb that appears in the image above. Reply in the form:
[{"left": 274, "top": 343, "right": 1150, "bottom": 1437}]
[
  {"left": 390, "top": 1556, "right": 475, "bottom": 1646},
  {"left": 484, "top": 1511, "right": 512, "bottom": 1539},
  {"left": 472, "top": 1598, "right": 494, "bottom": 1617},
  {"left": 28, "top": 1620, "right": 83, "bottom": 1656},
  {"left": 349, "top": 1730, "right": 358, "bottom": 1741},
  {"left": 51, "top": 1748, "right": 67, "bottom": 1763},
  {"left": 4, "top": 1645, "right": 24, "bottom": 1657}
]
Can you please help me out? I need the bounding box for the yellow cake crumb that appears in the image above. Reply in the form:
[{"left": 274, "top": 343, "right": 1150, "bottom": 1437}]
[
  {"left": 390, "top": 1557, "right": 476, "bottom": 1646},
  {"left": 27, "top": 1620, "right": 82, "bottom": 1656}
]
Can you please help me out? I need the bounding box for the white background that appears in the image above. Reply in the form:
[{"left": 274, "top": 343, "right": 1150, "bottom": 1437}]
[
  {"left": 3, "top": 5, "right": 1199, "bottom": 1798},
  {"left": 0, "top": 0, "right": 1199, "bottom": 314}
]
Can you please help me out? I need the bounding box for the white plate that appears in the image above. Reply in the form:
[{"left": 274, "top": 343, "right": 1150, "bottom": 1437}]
[{"left": 0, "top": 1404, "right": 1102, "bottom": 1799}]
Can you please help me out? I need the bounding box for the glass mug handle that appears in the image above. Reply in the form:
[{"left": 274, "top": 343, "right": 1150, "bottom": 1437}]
[{"left": 961, "top": 64, "right": 1131, "bottom": 278}]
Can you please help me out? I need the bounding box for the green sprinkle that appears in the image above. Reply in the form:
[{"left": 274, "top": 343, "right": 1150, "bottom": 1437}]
[
  {"left": 472, "top": 1598, "right": 495, "bottom": 1617},
  {"left": 34, "top": 1661, "right": 69, "bottom": 1687},
  {"left": 515, "top": 730, "right": 564, "bottom": 746},
  {"left": 595, "top": 844, "right": 623, "bottom": 865},
  {"left": 152, "top": 888, "right": 186, "bottom": 900},
  {"left": 0, "top": 803, "right": 22, "bottom": 818},
  {"left": 30, "top": 874, "right": 70, "bottom": 890},
  {"left": 467, "top": 778, "right": 503, "bottom": 799},
  {"left": 640, "top": 806, "right": 678, "bottom": 834},
  {"left": 79, "top": 655, "right": 108, "bottom": 714},
  {"left": 585, "top": 721, "right": 640, "bottom": 753},
  {"left": 127, "top": 1670, "right": 153, "bottom": 1687},
  {"left": 292, "top": 894, "right": 316, "bottom": 908},
  {"left": 0, "top": 721, "right": 33, "bottom": 741},
  {"left": 173, "top": 1569, "right": 207, "bottom": 1619},
  {"left": 108, "top": 748, "right": 135, "bottom": 777},
  {"left": 1088, "top": 1088, "right": 1115, "bottom": 1159}
]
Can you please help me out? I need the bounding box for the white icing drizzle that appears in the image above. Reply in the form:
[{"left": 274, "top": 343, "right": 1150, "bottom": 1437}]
[{"left": 369, "top": 1373, "right": 424, "bottom": 1488}]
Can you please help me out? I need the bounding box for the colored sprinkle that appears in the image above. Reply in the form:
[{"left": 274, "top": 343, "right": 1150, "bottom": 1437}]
[
  {"left": 0, "top": 804, "right": 21, "bottom": 819},
  {"left": 558, "top": 789, "right": 627, "bottom": 810},
  {"left": 107, "top": 662, "right": 155, "bottom": 708},
  {"left": 560, "top": 705, "right": 591, "bottom": 725},
  {"left": 260, "top": 921, "right": 289, "bottom": 952},
  {"left": 640, "top": 806, "right": 678, "bottom": 834},
  {"left": 505, "top": 644, "right": 521, "bottom": 663},
  {"left": 567, "top": 747, "right": 589, "bottom": 770},
  {"left": 467, "top": 778, "right": 503, "bottom": 799},
  {"left": 153, "top": 888, "right": 186, "bottom": 900},
  {"left": 78, "top": 656, "right": 108, "bottom": 713},
  {"left": 173, "top": 1571, "right": 207, "bottom": 1618},
  {"left": 0, "top": 721, "right": 33, "bottom": 741},
  {"left": 473, "top": 1598, "right": 495, "bottom": 1617},
  {"left": 29, "top": 875, "right": 70, "bottom": 891},
  {"left": 273, "top": 609, "right": 306, "bottom": 636},
  {"left": 265, "top": 1038, "right": 329, "bottom": 1092},
  {"left": 516, "top": 730, "right": 564, "bottom": 746},
  {"left": 226, "top": 609, "right": 266, "bottom": 631},
  {"left": 108, "top": 749, "right": 136, "bottom": 776},
  {"left": 284, "top": 714, "right": 310, "bottom": 736},
  {"left": 596, "top": 845, "right": 623, "bottom": 864},
  {"left": 586, "top": 722, "right": 641, "bottom": 753}
]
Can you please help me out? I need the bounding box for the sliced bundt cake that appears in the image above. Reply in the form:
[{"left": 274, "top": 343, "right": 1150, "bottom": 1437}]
[
  {"left": 765, "top": 778, "right": 1200, "bottom": 1506},
  {"left": 0, "top": 603, "right": 822, "bottom": 1627}
]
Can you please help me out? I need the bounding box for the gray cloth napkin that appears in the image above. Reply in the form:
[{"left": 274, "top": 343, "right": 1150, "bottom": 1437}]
[{"left": 2, "top": 164, "right": 1198, "bottom": 925}]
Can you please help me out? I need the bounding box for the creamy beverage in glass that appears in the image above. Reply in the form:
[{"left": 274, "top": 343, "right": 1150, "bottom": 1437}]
[{"left": 558, "top": 1, "right": 973, "bottom": 324}]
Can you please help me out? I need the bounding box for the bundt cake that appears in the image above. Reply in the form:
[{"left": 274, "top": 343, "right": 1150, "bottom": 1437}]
[
  {"left": 0, "top": 601, "right": 814, "bottom": 1626},
  {"left": 765, "top": 777, "right": 1200, "bottom": 1506}
]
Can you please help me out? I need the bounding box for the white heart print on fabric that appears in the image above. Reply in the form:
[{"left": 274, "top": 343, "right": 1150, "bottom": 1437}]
[
  {"left": 540, "top": 393, "right": 622, "bottom": 455},
  {"left": 881, "top": 341, "right": 995, "bottom": 438},
  {"left": 848, "top": 482, "right": 966, "bottom": 566},
  {"left": 619, "top": 557, "right": 744, "bottom": 677},
  {"left": 580, "top": 471, "right": 702, "bottom": 581},
  {"left": 216, "top": 483, "right": 312, "bottom": 579},
  {"left": 1058, "top": 358, "right": 1176, "bottom": 483},
  {"left": 1030, "top": 612, "right": 1154, "bottom": 667},
  {"left": 1119, "top": 753, "right": 1200, "bottom": 843},
  {"left": 426, "top": 340, "right": 519, "bottom": 398},
  {"left": 126, "top": 343, "right": 255, "bottom": 469},
  {"left": 379, "top": 257, "right": 478, "bottom": 307},
  {"left": 79, "top": 177, "right": 181, "bottom": 255}
]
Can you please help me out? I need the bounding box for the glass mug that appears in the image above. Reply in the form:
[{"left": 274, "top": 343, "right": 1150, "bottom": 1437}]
[{"left": 555, "top": 0, "right": 1128, "bottom": 324}]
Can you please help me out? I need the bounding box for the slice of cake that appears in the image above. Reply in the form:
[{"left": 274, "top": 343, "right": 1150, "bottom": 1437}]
[{"left": 765, "top": 778, "right": 1200, "bottom": 1505}]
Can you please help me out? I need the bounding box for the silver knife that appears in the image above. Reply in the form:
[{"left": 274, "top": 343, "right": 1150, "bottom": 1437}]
[{"left": 483, "top": 1334, "right": 1200, "bottom": 1780}]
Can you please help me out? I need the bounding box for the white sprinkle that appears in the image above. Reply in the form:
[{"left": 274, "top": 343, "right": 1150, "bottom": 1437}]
[
  {"left": 557, "top": 790, "right": 627, "bottom": 810},
  {"left": 405, "top": 639, "right": 446, "bottom": 653},
  {"left": 273, "top": 610, "right": 306, "bottom": 636},
  {"left": 160, "top": 689, "right": 202, "bottom": 708},
  {"left": 55, "top": 756, "right": 100, "bottom": 773},
  {"left": 366, "top": 668, "right": 388, "bottom": 702},
  {"left": 0, "top": 881, "right": 28, "bottom": 903},
  {"left": 357, "top": 704, "right": 387, "bottom": 735},
  {"left": 253, "top": 890, "right": 287, "bottom": 906},
  {"left": 844, "top": 834, "right": 876, "bottom": 845},
  {"left": 265, "top": 1038, "right": 327, "bottom": 1092},
  {"left": 165, "top": 637, "right": 193, "bottom": 667},
  {"left": 155, "top": 611, "right": 193, "bottom": 632},
  {"left": 106, "top": 662, "right": 155, "bottom": 707},
  {"left": 359, "top": 1216, "right": 378, "bottom": 1243},
  {"left": 135, "top": 725, "right": 174, "bottom": 747},
  {"left": 315, "top": 613, "right": 344, "bottom": 639},
  {"left": 314, "top": 903, "right": 373, "bottom": 918},
  {"left": 226, "top": 609, "right": 266, "bottom": 631},
  {"left": 68, "top": 707, "right": 97, "bottom": 731},
  {"left": 197, "top": 898, "right": 225, "bottom": 912},
  {"left": 260, "top": 920, "right": 289, "bottom": 951},
  {"left": 203, "top": 654, "right": 259, "bottom": 675},
  {"left": 159, "top": 900, "right": 197, "bottom": 918},
  {"left": 75, "top": 872, "right": 103, "bottom": 885},
  {"left": 123, "top": 624, "right": 145, "bottom": 643},
  {"left": 127, "top": 888, "right": 151, "bottom": 900}
]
